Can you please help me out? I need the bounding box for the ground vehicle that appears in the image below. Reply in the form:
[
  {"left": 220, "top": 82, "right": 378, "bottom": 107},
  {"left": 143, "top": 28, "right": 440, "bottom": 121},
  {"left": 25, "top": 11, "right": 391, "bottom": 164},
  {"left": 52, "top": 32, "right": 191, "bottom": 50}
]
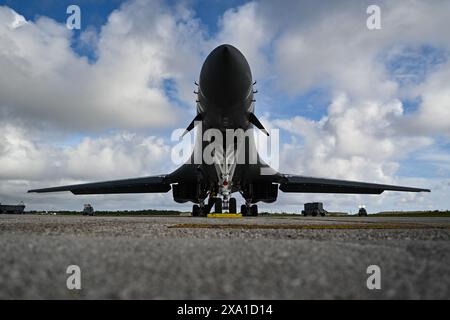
[
  {"left": 0, "top": 202, "right": 25, "bottom": 214},
  {"left": 302, "top": 202, "right": 327, "bottom": 216},
  {"left": 358, "top": 207, "right": 368, "bottom": 216},
  {"left": 83, "top": 204, "right": 94, "bottom": 216}
]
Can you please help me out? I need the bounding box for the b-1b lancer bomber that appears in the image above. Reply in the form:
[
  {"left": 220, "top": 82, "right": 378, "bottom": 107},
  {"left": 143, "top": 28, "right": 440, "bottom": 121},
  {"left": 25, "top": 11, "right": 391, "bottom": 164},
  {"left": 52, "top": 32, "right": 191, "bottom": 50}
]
[{"left": 29, "top": 44, "right": 430, "bottom": 216}]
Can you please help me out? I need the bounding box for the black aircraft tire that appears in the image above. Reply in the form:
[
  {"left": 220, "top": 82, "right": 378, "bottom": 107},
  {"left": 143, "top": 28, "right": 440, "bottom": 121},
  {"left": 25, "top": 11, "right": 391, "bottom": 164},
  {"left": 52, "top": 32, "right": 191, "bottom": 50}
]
[
  {"left": 215, "top": 198, "right": 222, "bottom": 213},
  {"left": 192, "top": 204, "right": 199, "bottom": 217},
  {"left": 251, "top": 205, "right": 258, "bottom": 216},
  {"left": 241, "top": 204, "right": 248, "bottom": 216},
  {"left": 229, "top": 198, "right": 237, "bottom": 213}
]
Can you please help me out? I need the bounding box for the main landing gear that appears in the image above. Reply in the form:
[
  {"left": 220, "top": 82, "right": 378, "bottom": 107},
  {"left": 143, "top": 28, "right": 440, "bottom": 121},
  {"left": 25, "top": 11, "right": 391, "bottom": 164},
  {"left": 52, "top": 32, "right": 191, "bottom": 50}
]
[
  {"left": 192, "top": 197, "right": 214, "bottom": 217},
  {"left": 240, "top": 202, "right": 258, "bottom": 216},
  {"left": 191, "top": 197, "right": 255, "bottom": 216}
]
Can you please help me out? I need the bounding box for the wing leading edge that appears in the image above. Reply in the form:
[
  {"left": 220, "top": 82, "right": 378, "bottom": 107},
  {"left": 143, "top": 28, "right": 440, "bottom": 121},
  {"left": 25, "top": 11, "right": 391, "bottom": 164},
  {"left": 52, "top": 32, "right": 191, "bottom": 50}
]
[
  {"left": 278, "top": 174, "right": 430, "bottom": 194},
  {"left": 28, "top": 175, "right": 171, "bottom": 195},
  {"left": 28, "top": 172, "right": 430, "bottom": 196}
]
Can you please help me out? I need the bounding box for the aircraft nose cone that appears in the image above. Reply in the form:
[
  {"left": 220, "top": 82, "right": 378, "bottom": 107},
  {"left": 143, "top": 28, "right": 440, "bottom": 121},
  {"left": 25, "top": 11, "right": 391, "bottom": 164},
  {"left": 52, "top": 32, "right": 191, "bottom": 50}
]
[{"left": 199, "top": 44, "right": 252, "bottom": 106}]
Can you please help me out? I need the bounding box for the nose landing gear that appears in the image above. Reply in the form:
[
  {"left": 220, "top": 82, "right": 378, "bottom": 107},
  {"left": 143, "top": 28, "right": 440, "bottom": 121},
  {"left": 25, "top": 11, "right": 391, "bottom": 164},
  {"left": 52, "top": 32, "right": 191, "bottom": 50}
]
[{"left": 212, "top": 197, "right": 237, "bottom": 213}]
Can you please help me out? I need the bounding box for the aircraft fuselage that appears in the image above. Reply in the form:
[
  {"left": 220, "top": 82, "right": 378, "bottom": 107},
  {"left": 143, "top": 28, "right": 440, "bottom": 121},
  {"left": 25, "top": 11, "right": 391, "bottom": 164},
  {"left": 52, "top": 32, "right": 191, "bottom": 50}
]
[{"left": 198, "top": 44, "right": 255, "bottom": 131}]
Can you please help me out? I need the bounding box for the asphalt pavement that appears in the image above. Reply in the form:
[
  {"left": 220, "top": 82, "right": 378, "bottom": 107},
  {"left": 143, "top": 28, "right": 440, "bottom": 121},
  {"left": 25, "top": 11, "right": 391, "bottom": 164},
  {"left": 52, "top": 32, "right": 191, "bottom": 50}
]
[{"left": 0, "top": 214, "right": 449, "bottom": 299}]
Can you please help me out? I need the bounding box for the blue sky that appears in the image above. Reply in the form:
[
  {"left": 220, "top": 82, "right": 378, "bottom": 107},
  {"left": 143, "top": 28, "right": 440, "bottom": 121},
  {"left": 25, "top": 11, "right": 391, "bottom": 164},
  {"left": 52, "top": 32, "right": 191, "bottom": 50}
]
[{"left": 1, "top": 0, "right": 449, "bottom": 212}]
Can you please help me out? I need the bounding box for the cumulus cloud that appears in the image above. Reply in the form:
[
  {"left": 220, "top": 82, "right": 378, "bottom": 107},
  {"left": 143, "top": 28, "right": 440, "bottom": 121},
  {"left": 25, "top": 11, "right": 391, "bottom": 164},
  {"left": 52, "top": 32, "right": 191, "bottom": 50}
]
[
  {"left": 214, "top": 2, "right": 272, "bottom": 79},
  {"left": 0, "top": 124, "right": 173, "bottom": 182},
  {"left": 254, "top": 0, "right": 450, "bottom": 146},
  {"left": 405, "top": 63, "right": 450, "bottom": 134},
  {"left": 274, "top": 94, "right": 433, "bottom": 180},
  {"left": 0, "top": 0, "right": 210, "bottom": 210},
  {"left": 0, "top": 122, "right": 175, "bottom": 210},
  {"left": 254, "top": 0, "right": 450, "bottom": 211},
  {"left": 63, "top": 132, "right": 172, "bottom": 180},
  {"left": 268, "top": 0, "right": 450, "bottom": 97},
  {"left": 0, "top": 124, "right": 49, "bottom": 180},
  {"left": 0, "top": 2, "right": 207, "bottom": 131}
]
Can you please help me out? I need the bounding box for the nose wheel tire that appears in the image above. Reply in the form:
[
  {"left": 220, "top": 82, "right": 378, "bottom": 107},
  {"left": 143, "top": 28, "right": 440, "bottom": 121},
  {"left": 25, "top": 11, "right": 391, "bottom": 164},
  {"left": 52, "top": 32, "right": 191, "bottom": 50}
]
[
  {"left": 229, "top": 198, "right": 237, "bottom": 213},
  {"left": 214, "top": 198, "right": 223, "bottom": 213},
  {"left": 250, "top": 204, "right": 258, "bottom": 216},
  {"left": 192, "top": 204, "right": 200, "bottom": 217}
]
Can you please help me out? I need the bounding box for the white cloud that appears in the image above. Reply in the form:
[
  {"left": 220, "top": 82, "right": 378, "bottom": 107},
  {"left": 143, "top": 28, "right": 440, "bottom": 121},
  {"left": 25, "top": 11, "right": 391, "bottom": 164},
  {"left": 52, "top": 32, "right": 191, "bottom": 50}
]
[
  {"left": 63, "top": 132, "right": 171, "bottom": 180},
  {"left": 404, "top": 63, "right": 450, "bottom": 134},
  {"left": 252, "top": 0, "right": 450, "bottom": 211},
  {"left": 264, "top": 0, "right": 450, "bottom": 146},
  {"left": 8, "top": 8, "right": 26, "bottom": 29},
  {"left": 214, "top": 2, "right": 272, "bottom": 79},
  {"left": 268, "top": 0, "right": 450, "bottom": 97},
  {"left": 0, "top": 123, "right": 175, "bottom": 210},
  {"left": 274, "top": 93, "right": 432, "bottom": 181},
  {"left": 0, "top": 124, "right": 49, "bottom": 180},
  {"left": 0, "top": 2, "right": 209, "bottom": 131}
]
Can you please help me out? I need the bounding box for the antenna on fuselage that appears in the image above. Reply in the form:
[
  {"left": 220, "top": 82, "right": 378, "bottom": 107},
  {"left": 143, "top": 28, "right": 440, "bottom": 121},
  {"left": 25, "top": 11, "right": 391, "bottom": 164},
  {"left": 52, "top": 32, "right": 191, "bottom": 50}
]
[
  {"left": 248, "top": 112, "right": 269, "bottom": 136},
  {"left": 182, "top": 113, "right": 203, "bottom": 137},
  {"left": 252, "top": 81, "right": 258, "bottom": 94}
]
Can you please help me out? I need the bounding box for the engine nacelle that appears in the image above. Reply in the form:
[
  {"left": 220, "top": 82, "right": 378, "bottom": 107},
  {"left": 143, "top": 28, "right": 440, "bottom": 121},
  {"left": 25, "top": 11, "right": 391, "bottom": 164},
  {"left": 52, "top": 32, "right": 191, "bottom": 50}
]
[
  {"left": 243, "top": 183, "right": 278, "bottom": 203},
  {"left": 172, "top": 183, "right": 207, "bottom": 203}
]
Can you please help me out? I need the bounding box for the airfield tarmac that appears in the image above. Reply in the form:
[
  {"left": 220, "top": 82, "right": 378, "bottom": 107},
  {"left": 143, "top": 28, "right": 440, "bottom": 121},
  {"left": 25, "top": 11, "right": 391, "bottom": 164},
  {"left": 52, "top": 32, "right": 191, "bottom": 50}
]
[{"left": 0, "top": 214, "right": 449, "bottom": 299}]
